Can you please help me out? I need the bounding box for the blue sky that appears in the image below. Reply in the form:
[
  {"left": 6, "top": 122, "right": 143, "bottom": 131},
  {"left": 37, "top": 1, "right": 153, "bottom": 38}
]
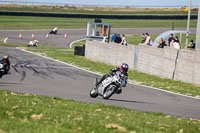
[{"left": 4, "top": 0, "right": 199, "bottom": 7}]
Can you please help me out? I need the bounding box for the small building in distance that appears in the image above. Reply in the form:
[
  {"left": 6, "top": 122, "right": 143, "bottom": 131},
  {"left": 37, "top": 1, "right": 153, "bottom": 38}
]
[{"left": 86, "top": 19, "right": 111, "bottom": 43}]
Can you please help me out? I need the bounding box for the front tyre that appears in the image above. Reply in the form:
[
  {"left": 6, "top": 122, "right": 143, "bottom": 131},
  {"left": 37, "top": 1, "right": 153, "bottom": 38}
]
[
  {"left": 103, "top": 85, "right": 117, "bottom": 99},
  {"left": 90, "top": 88, "right": 98, "bottom": 98}
]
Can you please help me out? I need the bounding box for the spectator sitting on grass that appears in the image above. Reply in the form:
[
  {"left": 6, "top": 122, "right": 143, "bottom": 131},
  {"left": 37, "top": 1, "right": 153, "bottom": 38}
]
[
  {"left": 143, "top": 33, "right": 152, "bottom": 46},
  {"left": 115, "top": 34, "right": 122, "bottom": 43},
  {"left": 171, "top": 42, "right": 180, "bottom": 49},
  {"left": 157, "top": 38, "right": 167, "bottom": 48},
  {"left": 171, "top": 37, "right": 180, "bottom": 49},
  {"left": 141, "top": 33, "right": 146, "bottom": 44},
  {"left": 111, "top": 33, "right": 117, "bottom": 42},
  {"left": 120, "top": 34, "right": 127, "bottom": 46},
  {"left": 187, "top": 40, "right": 196, "bottom": 49},
  {"left": 173, "top": 36, "right": 180, "bottom": 43}
]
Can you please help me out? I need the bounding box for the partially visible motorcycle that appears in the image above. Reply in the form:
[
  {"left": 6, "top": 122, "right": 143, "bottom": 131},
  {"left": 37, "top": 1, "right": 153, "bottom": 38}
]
[
  {"left": 90, "top": 71, "right": 126, "bottom": 99},
  {"left": 0, "top": 63, "right": 5, "bottom": 78},
  {"left": 28, "top": 40, "right": 39, "bottom": 47}
]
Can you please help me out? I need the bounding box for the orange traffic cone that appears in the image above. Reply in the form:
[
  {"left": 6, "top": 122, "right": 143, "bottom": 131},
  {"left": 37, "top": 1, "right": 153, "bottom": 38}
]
[
  {"left": 32, "top": 34, "right": 35, "bottom": 39},
  {"left": 46, "top": 34, "right": 49, "bottom": 39},
  {"left": 19, "top": 33, "right": 22, "bottom": 39},
  {"left": 64, "top": 33, "right": 67, "bottom": 39}
]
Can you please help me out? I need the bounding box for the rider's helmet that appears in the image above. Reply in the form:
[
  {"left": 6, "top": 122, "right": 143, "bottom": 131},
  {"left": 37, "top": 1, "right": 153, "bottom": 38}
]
[
  {"left": 2, "top": 55, "right": 9, "bottom": 62},
  {"left": 120, "top": 63, "right": 129, "bottom": 73}
]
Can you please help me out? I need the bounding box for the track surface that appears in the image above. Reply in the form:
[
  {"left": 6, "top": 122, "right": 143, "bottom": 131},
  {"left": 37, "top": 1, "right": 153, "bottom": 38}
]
[
  {"left": 0, "top": 46, "right": 200, "bottom": 119},
  {"left": 0, "top": 28, "right": 196, "bottom": 47}
]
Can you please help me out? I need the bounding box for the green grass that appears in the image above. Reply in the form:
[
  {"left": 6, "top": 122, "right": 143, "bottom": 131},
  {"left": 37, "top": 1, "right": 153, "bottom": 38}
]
[
  {"left": 0, "top": 15, "right": 197, "bottom": 30},
  {"left": 1, "top": 40, "right": 200, "bottom": 97},
  {"left": 0, "top": 90, "right": 200, "bottom": 133}
]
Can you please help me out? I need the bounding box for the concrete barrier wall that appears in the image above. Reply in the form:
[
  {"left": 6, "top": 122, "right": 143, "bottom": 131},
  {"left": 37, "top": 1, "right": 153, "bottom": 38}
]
[
  {"left": 85, "top": 40, "right": 135, "bottom": 69},
  {"left": 175, "top": 50, "right": 200, "bottom": 85},
  {"left": 85, "top": 40, "right": 200, "bottom": 86},
  {"left": 137, "top": 45, "right": 178, "bottom": 79}
]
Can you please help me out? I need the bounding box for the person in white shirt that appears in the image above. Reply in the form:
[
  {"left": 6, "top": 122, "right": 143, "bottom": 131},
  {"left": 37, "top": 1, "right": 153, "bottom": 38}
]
[
  {"left": 144, "top": 33, "right": 152, "bottom": 46},
  {"left": 120, "top": 34, "right": 127, "bottom": 46}
]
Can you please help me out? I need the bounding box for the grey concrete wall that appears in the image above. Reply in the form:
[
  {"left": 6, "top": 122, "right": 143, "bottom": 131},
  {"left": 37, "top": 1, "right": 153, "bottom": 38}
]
[
  {"left": 137, "top": 45, "right": 178, "bottom": 79},
  {"left": 175, "top": 50, "right": 200, "bottom": 85},
  {"left": 85, "top": 40, "right": 200, "bottom": 86},
  {"left": 85, "top": 40, "right": 135, "bottom": 69}
]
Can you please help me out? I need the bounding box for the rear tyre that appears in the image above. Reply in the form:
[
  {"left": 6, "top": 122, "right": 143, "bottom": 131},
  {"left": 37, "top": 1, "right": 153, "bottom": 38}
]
[
  {"left": 103, "top": 85, "right": 117, "bottom": 99},
  {"left": 90, "top": 88, "right": 98, "bottom": 98}
]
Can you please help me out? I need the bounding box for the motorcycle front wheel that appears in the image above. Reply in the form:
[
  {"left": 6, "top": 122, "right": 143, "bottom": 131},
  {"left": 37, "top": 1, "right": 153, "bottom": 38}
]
[
  {"left": 90, "top": 88, "right": 98, "bottom": 98},
  {"left": 103, "top": 85, "right": 117, "bottom": 99}
]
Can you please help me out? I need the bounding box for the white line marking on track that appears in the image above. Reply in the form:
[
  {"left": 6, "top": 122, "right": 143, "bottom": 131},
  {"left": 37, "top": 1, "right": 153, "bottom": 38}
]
[
  {"left": 69, "top": 38, "right": 86, "bottom": 48},
  {"left": 16, "top": 47, "right": 200, "bottom": 100}
]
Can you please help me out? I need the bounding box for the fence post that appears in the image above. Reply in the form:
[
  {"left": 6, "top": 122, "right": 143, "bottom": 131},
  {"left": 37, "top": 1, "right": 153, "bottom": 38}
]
[{"left": 133, "top": 46, "right": 139, "bottom": 70}]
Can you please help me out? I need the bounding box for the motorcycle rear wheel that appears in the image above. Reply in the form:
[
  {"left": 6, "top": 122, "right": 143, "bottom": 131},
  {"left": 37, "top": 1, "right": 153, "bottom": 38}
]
[
  {"left": 103, "top": 85, "right": 117, "bottom": 99},
  {"left": 90, "top": 88, "right": 98, "bottom": 98}
]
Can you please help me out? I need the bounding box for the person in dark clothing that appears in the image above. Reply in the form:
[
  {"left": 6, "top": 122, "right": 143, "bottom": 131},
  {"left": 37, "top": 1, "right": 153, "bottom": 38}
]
[
  {"left": 168, "top": 33, "right": 174, "bottom": 46},
  {"left": 111, "top": 33, "right": 117, "bottom": 42},
  {"left": 187, "top": 40, "right": 196, "bottom": 49},
  {"left": 157, "top": 38, "right": 167, "bottom": 48},
  {"left": 96, "top": 63, "right": 129, "bottom": 90},
  {"left": 141, "top": 33, "right": 146, "bottom": 44},
  {"left": 0, "top": 55, "right": 10, "bottom": 74},
  {"left": 173, "top": 36, "right": 180, "bottom": 43},
  {"left": 115, "top": 34, "right": 122, "bottom": 43}
]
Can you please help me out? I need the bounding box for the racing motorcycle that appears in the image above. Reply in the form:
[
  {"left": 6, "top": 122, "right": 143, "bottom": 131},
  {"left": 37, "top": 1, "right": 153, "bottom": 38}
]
[
  {"left": 0, "top": 63, "right": 5, "bottom": 78},
  {"left": 49, "top": 27, "right": 58, "bottom": 34},
  {"left": 90, "top": 71, "right": 126, "bottom": 99}
]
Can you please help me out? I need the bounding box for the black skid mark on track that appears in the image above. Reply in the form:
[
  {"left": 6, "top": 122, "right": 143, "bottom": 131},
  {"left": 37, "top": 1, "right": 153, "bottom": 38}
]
[
  {"left": 14, "top": 60, "right": 32, "bottom": 67},
  {"left": 9, "top": 55, "right": 20, "bottom": 62},
  {"left": 20, "top": 71, "right": 26, "bottom": 82},
  {"left": 50, "top": 67, "right": 76, "bottom": 80},
  {"left": 11, "top": 65, "right": 19, "bottom": 73},
  {"left": 28, "top": 66, "right": 51, "bottom": 79},
  {"left": 12, "top": 60, "right": 53, "bottom": 81}
]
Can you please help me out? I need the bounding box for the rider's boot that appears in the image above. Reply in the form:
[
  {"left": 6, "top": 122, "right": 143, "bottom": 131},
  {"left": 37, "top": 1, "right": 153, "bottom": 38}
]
[{"left": 116, "top": 88, "right": 122, "bottom": 94}]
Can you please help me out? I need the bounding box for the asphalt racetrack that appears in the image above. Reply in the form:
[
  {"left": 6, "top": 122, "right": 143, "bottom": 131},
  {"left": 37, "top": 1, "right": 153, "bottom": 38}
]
[{"left": 0, "top": 46, "right": 200, "bottom": 119}]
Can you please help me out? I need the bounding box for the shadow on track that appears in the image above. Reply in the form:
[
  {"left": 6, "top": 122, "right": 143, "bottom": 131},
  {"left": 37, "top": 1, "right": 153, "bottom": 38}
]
[{"left": 107, "top": 98, "right": 154, "bottom": 104}]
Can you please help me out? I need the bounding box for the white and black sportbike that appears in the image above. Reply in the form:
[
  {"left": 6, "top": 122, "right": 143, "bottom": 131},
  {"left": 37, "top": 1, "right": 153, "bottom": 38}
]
[{"left": 90, "top": 71, "right": 127, "bottom": 99}]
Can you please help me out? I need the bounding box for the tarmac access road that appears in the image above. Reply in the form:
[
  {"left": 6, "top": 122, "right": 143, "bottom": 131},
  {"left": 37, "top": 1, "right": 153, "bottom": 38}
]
[
  {"left": 0, "top": 46, "right": 200, "bottom": 119},
  {"left": 0, "top": 28, "right": 196, "bottom": 48}
]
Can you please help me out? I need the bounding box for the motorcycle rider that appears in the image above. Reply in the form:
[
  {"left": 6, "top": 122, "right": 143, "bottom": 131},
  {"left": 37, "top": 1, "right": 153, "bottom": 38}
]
[
  {"left": 0, "top": 55, "right": 10, "bottom": 74},
  {"left": 50, "top": 27, "right": 58, "bottom": 34},
  {"left": 96, "top": 63, "right": 128, "bottom": 93}
]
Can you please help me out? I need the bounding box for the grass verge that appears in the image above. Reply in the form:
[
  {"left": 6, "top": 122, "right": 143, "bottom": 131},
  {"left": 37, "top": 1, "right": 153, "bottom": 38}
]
[
  {"left": 0, "top": 15, "right": 197, "bottom": 30},
  {"left": 0, "top": 90, "right": 200, "bottom": 133},
  {"left": 0, "top": 40, "right": 200, "bottom": 97}
]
